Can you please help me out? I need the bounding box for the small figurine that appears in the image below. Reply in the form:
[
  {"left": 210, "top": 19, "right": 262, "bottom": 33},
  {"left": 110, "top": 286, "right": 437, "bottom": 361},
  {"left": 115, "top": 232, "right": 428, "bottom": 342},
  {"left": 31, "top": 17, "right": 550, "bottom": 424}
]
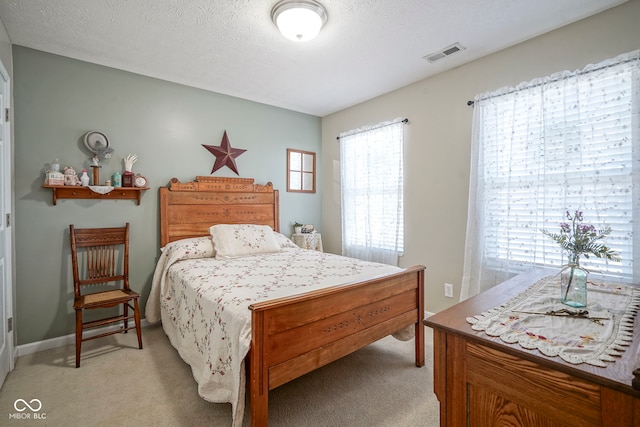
[
  {"left": 63, "top": 166, "right": 81, "bottom": 186},
  {"left": 92, "top": 155, "right": 100, "bottom": 167},
  {"left": 124, "top": 153, "right": 138, "bottom": 173}
]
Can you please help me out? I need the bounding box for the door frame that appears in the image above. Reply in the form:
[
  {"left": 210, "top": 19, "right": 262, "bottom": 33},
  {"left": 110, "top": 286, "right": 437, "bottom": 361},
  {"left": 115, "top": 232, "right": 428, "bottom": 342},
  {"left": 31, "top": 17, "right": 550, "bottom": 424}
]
[{"left": 0, "top": 57, "right": 14, "bottom": 386}]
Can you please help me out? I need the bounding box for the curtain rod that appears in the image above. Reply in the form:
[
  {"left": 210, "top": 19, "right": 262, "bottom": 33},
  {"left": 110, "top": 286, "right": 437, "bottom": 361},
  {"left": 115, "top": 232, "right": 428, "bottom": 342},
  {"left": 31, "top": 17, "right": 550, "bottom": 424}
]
[
  {"left": 466, "top": 53, "right": 639, "bottom": 106},
  {"left": 336, "top": 118, "right": 408, "bottom": 140}
]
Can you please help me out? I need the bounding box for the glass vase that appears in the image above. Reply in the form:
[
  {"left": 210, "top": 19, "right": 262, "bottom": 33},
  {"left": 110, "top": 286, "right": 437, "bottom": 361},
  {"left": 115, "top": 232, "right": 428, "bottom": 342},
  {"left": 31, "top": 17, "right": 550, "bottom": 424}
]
[{"left": 560, "top": 264, "right": 587, "bottom": 308}]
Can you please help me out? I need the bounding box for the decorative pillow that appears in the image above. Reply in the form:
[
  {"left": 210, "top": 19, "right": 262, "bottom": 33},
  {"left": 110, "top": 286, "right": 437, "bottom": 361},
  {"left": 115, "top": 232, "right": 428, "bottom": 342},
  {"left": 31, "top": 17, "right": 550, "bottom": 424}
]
[
  {"left": 210, "top": 224, "right": 281, "bottom": 258},
  {"left": 273, "top": 231, "right": 299, "bottom": 249},
  {"left": 160, "top": 236, "right": 215, "bottom": 257}
]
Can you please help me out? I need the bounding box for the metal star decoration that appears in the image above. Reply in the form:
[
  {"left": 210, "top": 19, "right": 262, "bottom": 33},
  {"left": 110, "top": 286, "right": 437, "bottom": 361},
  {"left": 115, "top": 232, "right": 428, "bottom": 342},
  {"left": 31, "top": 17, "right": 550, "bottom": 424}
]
[{"left": 202, "top": 131, "right": 247, "bottom": 175}]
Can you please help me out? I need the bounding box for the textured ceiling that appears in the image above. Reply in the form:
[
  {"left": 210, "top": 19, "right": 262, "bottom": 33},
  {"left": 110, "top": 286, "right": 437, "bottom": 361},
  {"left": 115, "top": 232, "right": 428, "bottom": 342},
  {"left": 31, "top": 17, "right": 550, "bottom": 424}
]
[{"left": 0, "top": 0, "right": 628, "bottom": 116}]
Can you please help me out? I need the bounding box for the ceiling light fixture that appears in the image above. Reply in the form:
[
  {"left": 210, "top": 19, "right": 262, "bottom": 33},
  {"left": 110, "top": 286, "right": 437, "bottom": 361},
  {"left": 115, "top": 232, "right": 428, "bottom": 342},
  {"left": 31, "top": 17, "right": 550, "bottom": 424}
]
[{"left": 271, "top": 0, "right": 328, "bottom": 42}]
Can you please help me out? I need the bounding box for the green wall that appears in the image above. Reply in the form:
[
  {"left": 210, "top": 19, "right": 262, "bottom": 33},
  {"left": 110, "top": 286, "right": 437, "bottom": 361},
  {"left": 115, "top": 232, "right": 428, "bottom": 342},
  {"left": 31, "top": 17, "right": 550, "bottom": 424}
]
[{"left": 13, "top": 46, "right": 322, "bottom": 345}]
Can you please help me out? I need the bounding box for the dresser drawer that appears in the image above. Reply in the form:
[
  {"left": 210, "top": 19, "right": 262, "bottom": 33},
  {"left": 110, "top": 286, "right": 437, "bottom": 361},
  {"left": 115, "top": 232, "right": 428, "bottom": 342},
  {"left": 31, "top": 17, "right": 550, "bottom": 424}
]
[{"left": 466, "top": 342, "right": 601, "bottom": 426}]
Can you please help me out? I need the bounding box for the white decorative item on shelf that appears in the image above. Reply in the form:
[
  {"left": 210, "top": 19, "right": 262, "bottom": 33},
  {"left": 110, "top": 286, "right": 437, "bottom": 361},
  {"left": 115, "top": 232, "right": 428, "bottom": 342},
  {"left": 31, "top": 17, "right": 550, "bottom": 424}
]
[
  {"left": 80, "top": 169, "right": 90, "bottom": 186},
  {"left": 124, "top": 153, "right": 138, "bottom": 173},
  {"left": 45, "top": 171, "right": 64, "bottom": 186},
  {"left": 88, "top": 185, "right": 114, "bottom": 194}
]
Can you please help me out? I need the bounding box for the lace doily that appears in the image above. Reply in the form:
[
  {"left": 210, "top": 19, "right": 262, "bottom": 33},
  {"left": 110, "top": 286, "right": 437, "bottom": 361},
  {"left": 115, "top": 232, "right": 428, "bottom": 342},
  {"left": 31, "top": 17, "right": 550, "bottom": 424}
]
[
  {"left": 88, "top": 185, "right": 114, "bottom": 194},
  {"left": 467, "top": 276, "right": 640, "bottom": 367}
]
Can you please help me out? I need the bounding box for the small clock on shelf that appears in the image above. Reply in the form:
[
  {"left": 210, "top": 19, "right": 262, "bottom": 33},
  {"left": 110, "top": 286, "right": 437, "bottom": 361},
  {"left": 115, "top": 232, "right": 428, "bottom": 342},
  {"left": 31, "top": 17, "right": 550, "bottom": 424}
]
[{"left": 134, "top": 174, "right": 148, "bottom": 188}]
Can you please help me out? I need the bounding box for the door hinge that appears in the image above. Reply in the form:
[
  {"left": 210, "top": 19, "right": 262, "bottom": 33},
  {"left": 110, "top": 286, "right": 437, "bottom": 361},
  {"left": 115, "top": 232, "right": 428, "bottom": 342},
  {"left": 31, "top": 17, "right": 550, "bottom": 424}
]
[
  {"left": 5, "top": 213, "right": 9, "bottom": 227},
  {"left": 7, "top": 317, "right": 12, "bottom": 333},
  {"left": 4, "top": 108, "right": 8, "bottom": 122}
]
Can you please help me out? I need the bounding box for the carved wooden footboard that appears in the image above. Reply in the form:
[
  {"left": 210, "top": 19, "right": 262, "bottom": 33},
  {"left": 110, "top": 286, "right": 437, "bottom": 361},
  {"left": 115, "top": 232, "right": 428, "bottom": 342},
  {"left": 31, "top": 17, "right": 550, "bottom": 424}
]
[{"left": 249, "top": 265, "right": 425, "bottom": 425}]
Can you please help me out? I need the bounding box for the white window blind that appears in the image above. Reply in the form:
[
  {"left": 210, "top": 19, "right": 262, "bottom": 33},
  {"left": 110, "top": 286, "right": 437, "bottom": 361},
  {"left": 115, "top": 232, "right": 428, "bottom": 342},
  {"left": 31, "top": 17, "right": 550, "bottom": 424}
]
[
  {"left": 340, "top": 119, "right": 405, "bottom": 265},
  {"left": 461, "top": 50, "right": 640, "bottom": 298}
]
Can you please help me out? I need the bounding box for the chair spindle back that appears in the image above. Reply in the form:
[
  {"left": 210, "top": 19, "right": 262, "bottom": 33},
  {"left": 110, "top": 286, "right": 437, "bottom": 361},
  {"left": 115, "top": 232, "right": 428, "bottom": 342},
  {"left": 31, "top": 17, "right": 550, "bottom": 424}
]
[{"left": 70, "top": 224, "right": 130, "bottom": 295}]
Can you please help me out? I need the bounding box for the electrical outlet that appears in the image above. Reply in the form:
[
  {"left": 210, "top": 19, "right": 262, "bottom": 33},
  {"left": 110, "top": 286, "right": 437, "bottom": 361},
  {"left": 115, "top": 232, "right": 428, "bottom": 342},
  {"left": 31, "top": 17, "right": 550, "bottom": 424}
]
[{"left": 444, "top": 283, "right": 454, "bottom": 298}]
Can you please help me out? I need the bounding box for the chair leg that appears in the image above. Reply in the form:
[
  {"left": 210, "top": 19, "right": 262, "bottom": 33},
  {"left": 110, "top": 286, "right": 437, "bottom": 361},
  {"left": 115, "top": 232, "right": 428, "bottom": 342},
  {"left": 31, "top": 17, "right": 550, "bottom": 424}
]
[
  {"left": 123, "top": 302, "right": 129, "bottom": 333},
  {"left": 75, "top": 309, "right": 82, "bottom": 368},
  {"left": 134, "top": 299, "right": 143, "bottom": 349}
]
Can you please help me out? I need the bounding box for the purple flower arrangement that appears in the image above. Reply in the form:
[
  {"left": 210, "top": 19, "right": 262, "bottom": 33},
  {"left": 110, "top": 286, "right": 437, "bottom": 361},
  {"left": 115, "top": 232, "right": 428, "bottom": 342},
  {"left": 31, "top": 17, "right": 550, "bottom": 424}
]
[{"left": 541, "top": 210, "right": 620, "bottom": 265}]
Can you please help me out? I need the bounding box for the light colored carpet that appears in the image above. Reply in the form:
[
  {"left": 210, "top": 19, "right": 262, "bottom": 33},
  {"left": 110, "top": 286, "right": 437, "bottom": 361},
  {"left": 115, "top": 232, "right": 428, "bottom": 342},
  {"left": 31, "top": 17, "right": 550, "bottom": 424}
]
[{"left": 0, "top": 324, "right": 439, "bottom": 426}]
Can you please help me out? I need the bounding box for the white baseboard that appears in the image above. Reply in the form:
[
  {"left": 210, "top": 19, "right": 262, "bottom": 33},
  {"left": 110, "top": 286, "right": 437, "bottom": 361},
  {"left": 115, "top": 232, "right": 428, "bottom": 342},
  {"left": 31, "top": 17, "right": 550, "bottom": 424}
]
[
  {"left": 424, "top": 310, "right": 435, "bottom": 319},
  {"left": 16, "top": 319, "right": 151, "bottom": 357}
]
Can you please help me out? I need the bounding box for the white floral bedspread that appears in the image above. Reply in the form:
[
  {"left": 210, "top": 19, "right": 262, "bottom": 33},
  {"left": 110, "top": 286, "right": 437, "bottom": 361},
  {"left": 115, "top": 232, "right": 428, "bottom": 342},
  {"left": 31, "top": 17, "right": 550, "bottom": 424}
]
[{"left": 145, "top": 236, "right": 401, "bottom": 426}]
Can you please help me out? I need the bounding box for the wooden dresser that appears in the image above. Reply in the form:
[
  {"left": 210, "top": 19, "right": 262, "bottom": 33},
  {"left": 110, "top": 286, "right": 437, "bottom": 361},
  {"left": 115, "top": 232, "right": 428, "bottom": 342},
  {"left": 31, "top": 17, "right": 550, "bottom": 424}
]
[{"left": 424, "top": 269, "right": 640, "bottom": 427}]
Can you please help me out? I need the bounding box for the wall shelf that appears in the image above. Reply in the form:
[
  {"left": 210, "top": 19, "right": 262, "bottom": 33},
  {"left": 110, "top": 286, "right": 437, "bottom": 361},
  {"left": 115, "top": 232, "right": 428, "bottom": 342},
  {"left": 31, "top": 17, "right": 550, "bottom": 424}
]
[{"left": 42, "top": 185, "right": 149, "bottom": 205}]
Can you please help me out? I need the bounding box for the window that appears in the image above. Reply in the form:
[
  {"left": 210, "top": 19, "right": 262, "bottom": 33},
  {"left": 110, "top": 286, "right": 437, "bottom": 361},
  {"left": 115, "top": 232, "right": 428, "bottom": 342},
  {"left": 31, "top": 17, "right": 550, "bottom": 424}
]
[
  {"left": 461, "top": 51, "right": 640, "bottom": 298},
  {"left": 339, "top": 118, "right": 406, "bottom": 265},
  {"left": 287, "top": 149, "right": 316, "bottom": 193}
]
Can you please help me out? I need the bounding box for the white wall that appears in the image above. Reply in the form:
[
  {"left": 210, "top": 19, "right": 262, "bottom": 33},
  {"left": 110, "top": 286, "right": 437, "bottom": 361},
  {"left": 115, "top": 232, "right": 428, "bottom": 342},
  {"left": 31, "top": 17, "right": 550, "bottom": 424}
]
[
  {"left": 321, "top": 1, "right": 640, "bottom": 313},
  {"left": 0, "top": 18, "right": 11, "bottom": 70}
]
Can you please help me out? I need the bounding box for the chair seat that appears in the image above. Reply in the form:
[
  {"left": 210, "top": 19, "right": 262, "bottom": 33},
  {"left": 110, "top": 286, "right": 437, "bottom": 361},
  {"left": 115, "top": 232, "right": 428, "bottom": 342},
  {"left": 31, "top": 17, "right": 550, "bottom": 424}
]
[{"left": 75, "top": 289, "right": 140, "bottom": 309}]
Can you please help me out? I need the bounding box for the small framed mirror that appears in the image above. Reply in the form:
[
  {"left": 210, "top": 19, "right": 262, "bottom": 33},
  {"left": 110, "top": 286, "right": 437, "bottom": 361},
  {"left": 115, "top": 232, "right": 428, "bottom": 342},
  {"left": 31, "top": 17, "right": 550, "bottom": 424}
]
[{"left": 287, "top": 149, "right": 316, "bottom": 193}]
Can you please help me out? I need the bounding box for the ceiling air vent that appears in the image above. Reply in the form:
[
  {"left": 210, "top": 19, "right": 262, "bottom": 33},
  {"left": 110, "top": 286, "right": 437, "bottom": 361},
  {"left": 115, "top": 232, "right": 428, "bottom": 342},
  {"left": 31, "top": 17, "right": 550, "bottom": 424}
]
[{"left": 423, "top": 42, "right": 465, "bottom": 63}]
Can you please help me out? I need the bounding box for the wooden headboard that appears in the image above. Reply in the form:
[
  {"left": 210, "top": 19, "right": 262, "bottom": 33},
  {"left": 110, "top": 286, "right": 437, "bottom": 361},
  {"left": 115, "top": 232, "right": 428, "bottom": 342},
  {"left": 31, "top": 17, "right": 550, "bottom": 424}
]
[{"left": 159, "top": 176, "right": 280, "bottom": 247}]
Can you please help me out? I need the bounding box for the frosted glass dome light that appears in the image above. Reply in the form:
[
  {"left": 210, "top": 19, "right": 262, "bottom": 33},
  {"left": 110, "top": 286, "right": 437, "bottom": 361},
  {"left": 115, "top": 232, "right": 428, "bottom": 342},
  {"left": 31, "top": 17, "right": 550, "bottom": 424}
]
[{"left": 271, "top": 0, "right": 328, "bottom": 42}]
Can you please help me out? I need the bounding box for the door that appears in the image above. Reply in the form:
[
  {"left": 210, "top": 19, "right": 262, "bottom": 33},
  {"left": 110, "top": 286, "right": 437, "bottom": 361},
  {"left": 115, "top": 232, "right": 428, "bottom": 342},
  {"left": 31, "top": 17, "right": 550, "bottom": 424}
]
[{"left": 0, "top": 59, "right": 13, "bottom": 387}]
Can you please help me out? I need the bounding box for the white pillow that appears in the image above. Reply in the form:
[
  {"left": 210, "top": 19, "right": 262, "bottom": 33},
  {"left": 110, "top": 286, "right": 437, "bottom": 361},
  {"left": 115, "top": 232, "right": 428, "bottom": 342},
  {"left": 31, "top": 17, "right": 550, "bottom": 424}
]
[
  {"left": 209, "top": 224, "right": 281, "bottom": 259},
  {"left": 160, "top": 236, "right": 215, "bottom": 257},
  {"left": 273, "top": 231, "right": 299, "bottom": 249}
]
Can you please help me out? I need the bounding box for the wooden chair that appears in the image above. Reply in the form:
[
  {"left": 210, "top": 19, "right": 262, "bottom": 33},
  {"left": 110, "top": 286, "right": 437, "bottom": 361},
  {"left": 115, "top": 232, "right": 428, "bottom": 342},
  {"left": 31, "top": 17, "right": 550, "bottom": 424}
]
[{"left": 70, "top": 223, "right": 142, "bottom": 367}]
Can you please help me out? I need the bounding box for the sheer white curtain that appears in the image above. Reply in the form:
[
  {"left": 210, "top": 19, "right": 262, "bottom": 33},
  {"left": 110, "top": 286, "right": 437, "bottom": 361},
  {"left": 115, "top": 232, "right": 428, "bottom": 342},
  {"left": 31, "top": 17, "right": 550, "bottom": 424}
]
[
  {"left": 340, "top": 119, "right": 405, "bottom": 265},
  {"left": 461, "top": 50, "right": 640, "bottom": 300}
]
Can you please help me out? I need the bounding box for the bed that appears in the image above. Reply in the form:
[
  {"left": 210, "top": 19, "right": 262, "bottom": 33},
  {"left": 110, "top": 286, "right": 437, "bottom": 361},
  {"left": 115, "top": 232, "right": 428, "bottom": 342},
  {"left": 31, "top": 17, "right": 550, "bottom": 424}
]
[{"left": 146, "top": 176, "right": 426, "bottom": 426}]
